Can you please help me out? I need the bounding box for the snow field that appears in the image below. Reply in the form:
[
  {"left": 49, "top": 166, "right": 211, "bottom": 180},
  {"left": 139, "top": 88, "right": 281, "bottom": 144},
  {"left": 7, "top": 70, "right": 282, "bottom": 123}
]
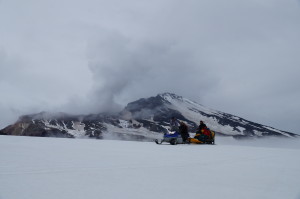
[{"left": 0, "top": 135, "right": 300, "bottom": 199}]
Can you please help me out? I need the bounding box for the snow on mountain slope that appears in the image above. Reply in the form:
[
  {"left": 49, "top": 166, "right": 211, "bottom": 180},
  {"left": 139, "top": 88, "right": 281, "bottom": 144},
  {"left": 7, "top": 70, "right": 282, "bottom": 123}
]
[
  {"left": 0, "top": 135, "right": 300, "bottom": 199},
  {"left": 104, "top": 123, "right": 161, "bottom": 141},
  {"left": 161, "top": 93, "right": 297, "bottom": 137},
  {"left": 161, "top": 93, "right": 238, "bottom": 134},
  {"left": 125, "top": 93, "right": 298, "bottom": 138}
]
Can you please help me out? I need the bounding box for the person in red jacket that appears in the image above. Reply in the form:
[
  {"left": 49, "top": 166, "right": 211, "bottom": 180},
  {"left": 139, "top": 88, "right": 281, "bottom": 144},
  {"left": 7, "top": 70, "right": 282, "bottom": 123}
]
[{"left": 195, "top": 121, "right": 211, "bottom": 142}]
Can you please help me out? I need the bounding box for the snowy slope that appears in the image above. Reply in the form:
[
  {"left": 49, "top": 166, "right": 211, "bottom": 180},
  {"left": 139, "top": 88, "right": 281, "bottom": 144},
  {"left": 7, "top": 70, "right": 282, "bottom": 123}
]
[
  {"left": 1, "top": 135, "right": 300, "bottom": 199},
  {"left": 160, "top": 93, "right": 297, "bottom": 137},
  {"left": 125, "top": 93, "right": 298, "bottom": 138},
  {"left": 162, "top": 93, "right": 239, "bottom": 135}
]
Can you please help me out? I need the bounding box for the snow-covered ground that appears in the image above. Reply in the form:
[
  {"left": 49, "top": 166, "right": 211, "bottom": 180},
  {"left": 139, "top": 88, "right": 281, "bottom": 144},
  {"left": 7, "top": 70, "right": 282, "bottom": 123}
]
[{"left": 0, "top": 135, "right": 300, "bottom": 199}]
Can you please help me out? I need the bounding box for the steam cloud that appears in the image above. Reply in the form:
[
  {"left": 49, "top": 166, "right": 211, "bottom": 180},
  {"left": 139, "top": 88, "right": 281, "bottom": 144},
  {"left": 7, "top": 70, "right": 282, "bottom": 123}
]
[{"left": 83, "top": 29, "right": 216, "bottom": 113}]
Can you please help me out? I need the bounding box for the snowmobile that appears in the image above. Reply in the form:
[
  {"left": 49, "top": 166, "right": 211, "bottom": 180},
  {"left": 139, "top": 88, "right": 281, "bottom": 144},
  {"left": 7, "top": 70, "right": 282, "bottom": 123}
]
[
  {"left": 188, "top": 129, "right": 215, "bottom": 144},
  {"left": 155, "top": 129, "right": 215, "bottom": 145},
  {"left": 155, "top": 131, "right": 184, "bottom": 145}
]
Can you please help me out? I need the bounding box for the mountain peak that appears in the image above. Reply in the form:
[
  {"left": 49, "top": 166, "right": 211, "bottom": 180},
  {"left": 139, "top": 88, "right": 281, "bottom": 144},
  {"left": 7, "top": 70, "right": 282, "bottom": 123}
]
[
  {"left": 158, "top": 92, "right": 183, "bottom": 101},
  {"left": 124, "top": 94, "right": 171, "bottom": 113},
  {"left": 124, "top": 93, "right": 298, "bottom": 138}
]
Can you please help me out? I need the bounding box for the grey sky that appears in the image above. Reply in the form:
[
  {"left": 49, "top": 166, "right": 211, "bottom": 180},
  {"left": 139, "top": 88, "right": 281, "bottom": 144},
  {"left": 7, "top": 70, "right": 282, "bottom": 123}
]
[{"left": 0, "top": 0, "right": 299, "bottom": 134}]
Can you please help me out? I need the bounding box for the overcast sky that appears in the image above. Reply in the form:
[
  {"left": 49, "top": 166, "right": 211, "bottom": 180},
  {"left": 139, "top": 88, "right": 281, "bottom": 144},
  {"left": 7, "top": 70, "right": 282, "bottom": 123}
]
[{"left": 0, "top": 0, "right": 299, "bottom": 134}]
